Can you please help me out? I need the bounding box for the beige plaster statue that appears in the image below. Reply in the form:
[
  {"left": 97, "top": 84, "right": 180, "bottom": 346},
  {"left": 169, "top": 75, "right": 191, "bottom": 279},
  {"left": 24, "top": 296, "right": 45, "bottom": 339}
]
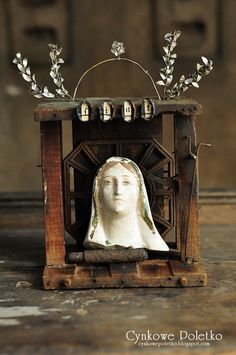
[{"left": 84, "top": 157, "right": 169, "bottom": 251}]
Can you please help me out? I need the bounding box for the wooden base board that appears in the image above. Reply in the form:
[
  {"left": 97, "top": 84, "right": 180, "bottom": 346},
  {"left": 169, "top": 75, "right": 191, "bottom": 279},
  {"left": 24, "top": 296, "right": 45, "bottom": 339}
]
[{"left": 43, "top": 259, "right": 207, "bottom": 289}]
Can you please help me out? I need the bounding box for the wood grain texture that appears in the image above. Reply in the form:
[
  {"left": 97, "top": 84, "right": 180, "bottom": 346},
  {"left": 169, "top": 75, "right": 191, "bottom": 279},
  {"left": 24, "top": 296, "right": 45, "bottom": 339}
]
[
  {"left": 40, "top": 121, "right": 65, "bottom": 265},
  {"left": 174, "top": 114, "right": 199, "bottom": 263},
  {"left": 43, "top": 260, "right": 207, "bottom": 290}
]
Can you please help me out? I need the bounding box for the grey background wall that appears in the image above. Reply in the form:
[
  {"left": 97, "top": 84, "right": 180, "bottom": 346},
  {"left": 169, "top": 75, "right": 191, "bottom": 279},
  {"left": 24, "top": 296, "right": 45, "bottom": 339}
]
[{"left": 0, "top": 0, "right": 235, "bottom": 191}]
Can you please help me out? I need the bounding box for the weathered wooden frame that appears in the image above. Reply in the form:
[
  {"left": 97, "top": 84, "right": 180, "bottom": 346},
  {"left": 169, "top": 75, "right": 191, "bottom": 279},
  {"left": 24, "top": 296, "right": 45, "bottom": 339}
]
[{"left": 35, "top": 98, "right": 207, "bottom": 289}]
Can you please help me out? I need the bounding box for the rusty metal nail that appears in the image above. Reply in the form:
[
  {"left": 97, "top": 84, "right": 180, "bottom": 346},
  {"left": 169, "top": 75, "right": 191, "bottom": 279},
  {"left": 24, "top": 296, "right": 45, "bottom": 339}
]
[
  {"left": 186, "top": 256, "right": 194, "bottom": 265},
  {"left": 199, "top": 275, "right": 206, "bottom": 284},
  {"left": 63, "top": 278, "right": 71, "bottom": 288},
  {"left": 180, "top": 277, "right": 187, "bottom": 286}
]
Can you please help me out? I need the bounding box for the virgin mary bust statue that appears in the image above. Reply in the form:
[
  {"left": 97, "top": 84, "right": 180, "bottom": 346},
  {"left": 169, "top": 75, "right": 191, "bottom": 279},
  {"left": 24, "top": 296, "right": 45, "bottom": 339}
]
[{"left": 83, "top": 157, "right": 169, "bottom": 251}]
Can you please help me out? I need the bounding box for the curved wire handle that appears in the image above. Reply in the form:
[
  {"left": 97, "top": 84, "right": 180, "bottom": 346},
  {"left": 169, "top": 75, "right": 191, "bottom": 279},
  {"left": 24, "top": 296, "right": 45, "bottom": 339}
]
[
  {"left": 73, "top": 57, "right": 161, "bottom": 100},
  {"left": 73, "top": 41, "right": 161, "bottom": 100}
]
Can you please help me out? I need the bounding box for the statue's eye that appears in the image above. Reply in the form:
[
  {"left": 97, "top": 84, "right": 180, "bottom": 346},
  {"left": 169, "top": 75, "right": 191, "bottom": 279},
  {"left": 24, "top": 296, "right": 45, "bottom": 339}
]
[
  {"left": 103, "top": 180, "right": 112, "bottom": 186},
  {"left": 122, "top": 180, "right": 130, "bottom": 185}
]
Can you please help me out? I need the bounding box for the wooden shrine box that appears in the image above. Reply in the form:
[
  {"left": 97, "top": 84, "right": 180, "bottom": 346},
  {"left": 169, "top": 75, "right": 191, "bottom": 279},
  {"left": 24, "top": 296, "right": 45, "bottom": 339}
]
[{"left": 34, "top": 98, "right": 207, "bottom": 289}]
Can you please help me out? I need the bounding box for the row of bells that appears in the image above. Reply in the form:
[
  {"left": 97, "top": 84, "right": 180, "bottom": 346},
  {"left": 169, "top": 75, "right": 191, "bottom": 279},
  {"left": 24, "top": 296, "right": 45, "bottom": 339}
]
[{"left": 76, "top": 98, "right": 157, "bottom": 123}]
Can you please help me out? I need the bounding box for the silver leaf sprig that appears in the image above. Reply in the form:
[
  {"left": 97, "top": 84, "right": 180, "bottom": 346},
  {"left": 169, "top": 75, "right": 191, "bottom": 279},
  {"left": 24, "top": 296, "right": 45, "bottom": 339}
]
[
  {"left": 13, "top": 53, "right": 55, "bottom": 98},
  {"left": 48, "top": 44, "right": 72, "bottom": 99},
  {"left": 165, "top": 56, "right": 213, "bottom": 99},
  {"left": 13, "top": 34, "right": 213, "bottom": 101},
  {"left": 111, "top": 41, "right": 125, "bottom": 57},
  {"left": 13, "top": 44, "right": 72, "bottom": 99},
  {"left": 156, "top": 31, "right": 181, "bottom": 98}
]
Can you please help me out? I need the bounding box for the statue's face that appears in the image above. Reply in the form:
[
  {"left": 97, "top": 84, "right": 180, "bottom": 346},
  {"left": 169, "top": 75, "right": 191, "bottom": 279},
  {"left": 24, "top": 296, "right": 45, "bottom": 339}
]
[{"left": 100, "top": 163, "right": 139, "bottom": 215}]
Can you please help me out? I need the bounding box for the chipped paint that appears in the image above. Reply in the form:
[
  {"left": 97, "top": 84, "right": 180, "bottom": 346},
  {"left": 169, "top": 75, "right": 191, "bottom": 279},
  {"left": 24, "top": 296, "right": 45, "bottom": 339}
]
[
  {"left": 0, "top": 319, "right": 20, "bottom": 326},
  {"left": 83, "top": 299, "right": 99, "bottom": 307},
  {"left": 45, "top": 308, "right": 64, "bottom": 313},
  {"left": 0, "top": 299, "right": 18, "bottom": 303},
  {"left": 60, "top": 299, "right": 75, "bottom": 306},
  {"left": 0, "top": 306, "right": 46, "bottom": 318},
  {"left": 76, "top": 308, "right": 88, "bottom": 316},
  {"left": 129, "top": 315, "right": 147, "bottom": 320},
  {"left": 61, "top": 315, "right": 71, "bottom": 320},
  {"left": 16, "top": 281, "right": 32, "bottom": 288},
  {"left": 42, "top": 296, "right": 55, "bottom": 300},
  {"left": 0, "top": 306, "right": 66, "bottom": 319}
]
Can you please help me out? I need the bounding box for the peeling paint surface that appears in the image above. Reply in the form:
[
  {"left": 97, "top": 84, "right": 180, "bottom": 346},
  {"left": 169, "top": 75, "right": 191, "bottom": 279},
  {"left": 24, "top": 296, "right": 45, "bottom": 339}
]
[
  {"left": 16, "top": 281, "right": 32, "bottom": 288},
  {"left": 0, "top": 319, "right": 20, "bottom": 326},
  {"left": 0, "top": 306, "right": 46, "bottom": 318},
  {"left": 0, "top": 299, "right": 18, "bottom": 303},
  {"left": 128, "top": 315, "right": 147, "bottom": 320}
]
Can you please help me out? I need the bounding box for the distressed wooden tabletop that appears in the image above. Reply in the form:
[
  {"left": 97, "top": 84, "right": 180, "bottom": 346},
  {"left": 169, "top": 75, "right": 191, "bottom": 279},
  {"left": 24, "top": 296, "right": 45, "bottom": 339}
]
[{"left": 0, "top": 207, "right": 235, "bottom": 355}]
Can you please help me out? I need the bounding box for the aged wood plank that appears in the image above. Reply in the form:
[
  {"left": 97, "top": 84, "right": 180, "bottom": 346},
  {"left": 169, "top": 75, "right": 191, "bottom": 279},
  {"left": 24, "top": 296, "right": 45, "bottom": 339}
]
[
  {"left": 43, "top": 259, "right": 207, "bottom": 289},
  {"left": 174, "top": 114, "right": 200, "bottom": 263},
  {"left": 71, "top": 115, "right": 163, "bottom": 145},
  {"left": 40, "top": 121, "right": 65, "bottom": 265},
  {"left": 34, "top": 99, "right": 202, "bottom": 121}
]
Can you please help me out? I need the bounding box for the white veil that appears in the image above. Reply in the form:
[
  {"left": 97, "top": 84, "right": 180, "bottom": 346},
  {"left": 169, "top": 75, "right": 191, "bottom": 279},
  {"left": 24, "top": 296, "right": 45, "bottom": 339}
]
[{"left": 83, "top": 157, "right": 169, "bottom": 251}]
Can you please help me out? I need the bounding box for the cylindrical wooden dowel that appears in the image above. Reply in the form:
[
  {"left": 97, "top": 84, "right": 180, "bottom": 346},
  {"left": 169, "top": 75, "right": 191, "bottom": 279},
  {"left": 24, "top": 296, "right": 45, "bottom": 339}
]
[{"left": 67, "top": 248, "right": 148, "bottom": 263}]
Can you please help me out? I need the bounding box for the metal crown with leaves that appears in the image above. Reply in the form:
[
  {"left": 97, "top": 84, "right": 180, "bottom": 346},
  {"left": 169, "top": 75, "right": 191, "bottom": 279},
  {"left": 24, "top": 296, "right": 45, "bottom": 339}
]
[{"left": 13, "top": 31, "right": 213, "bottom": 101}]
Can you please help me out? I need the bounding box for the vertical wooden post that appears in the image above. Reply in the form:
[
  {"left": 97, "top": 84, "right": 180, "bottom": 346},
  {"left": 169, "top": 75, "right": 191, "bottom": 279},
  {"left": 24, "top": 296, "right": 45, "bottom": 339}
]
[
  {"left": 174, "top": 114, "right": 200, "bottom": 263},
  {"left": 40, "top": 121, "right": 65, "bottom": 265}
]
